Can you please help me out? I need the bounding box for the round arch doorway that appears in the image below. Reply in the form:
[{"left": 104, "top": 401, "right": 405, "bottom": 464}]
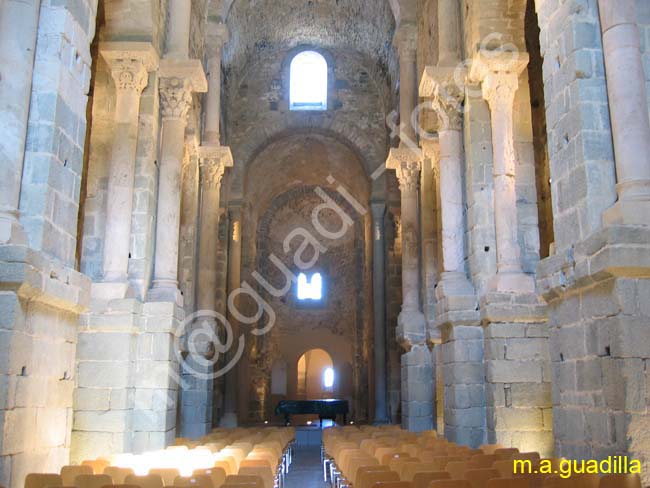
[{"left": 296, "top": 348, "right": 335, "bottom": 400}]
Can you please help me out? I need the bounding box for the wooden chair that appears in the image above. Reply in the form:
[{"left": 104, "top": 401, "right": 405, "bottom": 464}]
[
  {"left": 236, "top": 467, "right": 273, "bottom": 488},
  {"left": 493, "top": 461, "right": 516, "bottom": 479},
  {"left": 599, "top": 474, "right": 642, "bottom": 488},
  {"left": 222, "top": 475, "right": 263, "bottom": 488},
  {"left": 173, "top": 475, "right": 214, "bottom": 488},
  {"left": 125, "top": 474, "right": 165, "bottom": 488},
  {"left": 494, "top": 450, "right": 519, "bottom": 461},
  {"left": 61, "top": 467, "right": 94, "bottom": 486},
  {"left": 512, "top": 454, "right": 541, "bottom": 464},
  {"left": 355, "top": 465, "right": 391, "bottom": 488},
  {"left": 358, "top": 470, "right": 400, "bottom": 488},
  {"left": 25, "top": 473, "right": 63, "bottom": 488},
  {"left": 73, "top": 475, "right": 113, "bottom": 488},
  {"left": 480, "top": 446, "right": 504, "bottom": 455},
  {"left": 469, "top": 455, "right": 499, "bottom": 469},
  {"left": 446, "top": 462, "right": 469, "bottom": 480},
  {"left": 98, "top": 484, "right": 140, "bottom": 488},
  {"left": 82, "top": 461, "right": 110, "bottom": 476},
  {"left": 103, "top": 468, "right": 135, "bottom": 485},
  {"left": 401, "top": 463, "right": 442, "bottom": 482},
  {"left": 464, "top": 469, "right": 500, "bottom": 488},
  {"left": 429, "top": 481, "right": 472, "bottom": 488},
  {"left": 214, "top": 458, "right": 237, "bottom": 477},
  {"left": 411, "top": 471, "right": 451, "bottom": 488},
  {"left": 486, "top": 478, "right": 530, "bottom": 488},
  {"left": 193, "top": 469, "right": 226, "bottom": 488},
  {"left": 369, "top": 482, "right": 412, "bottom": 488},
  {"left": 149, "top": 470, "right": 180, "bottom": 487}
]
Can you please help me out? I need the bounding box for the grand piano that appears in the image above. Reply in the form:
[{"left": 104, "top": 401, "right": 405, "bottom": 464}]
[{"left": 275, "top": 399, "right": 349, "bottom": 426}]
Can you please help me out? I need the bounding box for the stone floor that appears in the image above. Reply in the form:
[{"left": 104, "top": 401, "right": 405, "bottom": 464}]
[{"left": 285, "top": 445, "right": 326, "bottom": 488}]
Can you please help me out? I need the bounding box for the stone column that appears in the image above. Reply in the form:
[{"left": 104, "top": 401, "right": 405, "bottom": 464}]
[
  {"left": 149, "top": 63, "right": 207, "bottom": 303},
  {"left": 0, "top": 0, "right": 41, "bottom": 244},
  {"left": 371, "top": 202, "right": 389, "bottom": 424},
  {"left": 220, "top": 204, "right": 243, "bottom": 427},
  {"left": 470, "top": 51, "right": 535, "bottom": 294},
  {"left": 386, "top": 149, "right": 433, "bottom": 432},
  {"left": 420, "top": 67, "right": 483, "bottom": 445},
  {"left": 166, "top": 0, "right": 192, "bottom": 59},
  {"left": 96, "top": 43, "right": 158, "bottom": 300},
  {"left": 420, "top": 140, "right": 439, "bottom": 341},
  {"left": 437, "top": 0, "right": 461, "bottom": 66},
  {"left": 204, "top": 24, "right": 229, "bottom": 145},
  {"left": 599, "top": 0, "right": 650, "bottom": 226},
  {"left": 394, "top": 23, "right": 419, "bottom": 144}
]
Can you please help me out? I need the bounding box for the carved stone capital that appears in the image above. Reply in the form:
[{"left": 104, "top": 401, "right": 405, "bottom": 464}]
[
  {"left": 100, "top": 42, "right": 159, "bottom": 95},
  {"left": 198, "top": 145, "right": 233, "bottom": 190},
  {"left": 386, "top": 146, "right": 422, "bottom": 193},
  {"left": 160, "top": 77, "right": 193, "bottom": 121},
  {"left": 420, "top": 66, "right": 467, "bottom": 131},
  {"left": 469, "top": 50, "right": 530, "bottom": 111}
]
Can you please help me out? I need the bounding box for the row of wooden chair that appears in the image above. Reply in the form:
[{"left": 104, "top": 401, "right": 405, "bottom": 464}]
[{"left": 321, "top": 426, "right": 643, "bottom": 488}]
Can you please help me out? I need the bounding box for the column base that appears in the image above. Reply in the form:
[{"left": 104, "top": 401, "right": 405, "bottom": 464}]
[
  {"left": 488, "top": 271, "right": 535, "bottom": 294},
  {"left": 602, "top": 199, "right": 650, "bottom": 226},
  {"left": 219, "top": 412, "right": 238, "bottom": 428},
  {"left": 91, "top": 280, "right": 132, "bottom": 301},
  {"left": 148, "top": 283, "right": 183, "bottom": 306},
  {"left": 435, "top": 272, "right": 480, "bottom": 329},
  {"left": 397, "top": 309, "right": 427, "bottom": 350}
]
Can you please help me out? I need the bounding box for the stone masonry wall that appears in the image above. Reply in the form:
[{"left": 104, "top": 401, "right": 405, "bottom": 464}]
[{"left": 19, "top": 0, "right": 98, "bottom": 268}]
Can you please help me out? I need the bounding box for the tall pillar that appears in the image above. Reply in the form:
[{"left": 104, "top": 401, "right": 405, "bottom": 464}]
[
  {"left": 470, "top": 52, "right": 552, "bottom": 454},
  {"left": 220, "top": 204, "right": 242, "bottom": 427},
  {"left": 96, "top": 43, "right": 158, "bottom": 300},
  {"left": 421, "top": 67, "right": 483, "bottom": 445},
  {"left": 599, "top": 0, "right": 650, "bottom": 226},
  {"left": 470, "top": 52, "right": 535, "bottom": 294},
  {"left": 180, "top": 148, "right": 233, "bottom": 437},
  {"left": 204, "top": 24, "right": 229, "bottom": 145},
  {"left": 437, "top": 0, "right": 461, "bottom": 66},
  {"left": 394, "top": 23, "right": 419, "bottom": 144},
  {"left": 371, "top": 202, "right": 389, "bottom": 424},
  {"left": 420, "top": 140, "right": 439, "bottom": 341},
  {"left": 386, "top": 150, "right": 433, "bottom": 432},
  {"left": 0, "top": 0, "right": 40, "bottom": 244},
  {"left": 166, "top": 0, "right": 192, "bottom": 59}
]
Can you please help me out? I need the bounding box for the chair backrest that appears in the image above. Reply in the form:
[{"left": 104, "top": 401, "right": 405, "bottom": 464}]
[
  {"left": 193, "top": 468, "right": 226, "bottom": 488},
  {"left": 480, "top": 446, "right": 504, "bottom": 455},
  {"left": 429, "top": 481, "right": 472, "bottom": 488},
  {"left": 512, "top": 454, "right": 541, "bottom": 463},
  {"left": 223, "top": 475, "right": 263, "bottom": 488},
  {"left": 599, "top": 474, "right": 642, "bottom": 488},
  {"left": 411, "top": 471, "right": 451, "bottom": 488},
  {"left": 571, "top": 474, "right": 600, "bottom": 488},
  {"left": 469, "top": 455, "right": 498, "bottom": 469},
  {"left": 486, "top": 478, "right": 530, "bottom": 488},
  {"left": 446, "top": 462, "right": 469, "bottom": 480},
  {"left": 82, "top": 461, "right": 111, "bottom": 476},
  {"left": 214, "top": 458, "right": 236, "bottom": 476},
  {"left": 369, "top": 482, "right": 412, "bottom": 488},
  {"left": 98, "top": 484, "right": 141, "bottom": 488},
  {"left": 494, "top": 449, "right": 519, "bottom": 461},
  {"left": 464, "top": 469, "right": 500, "bottom": 488},
  {"left": 61, "top": 466, "right": 94, "bottom": 486},
  {"left": 149, "top": 470, "right": 181, "bottom": 486},
  {"left": 103, "top": 468, "right": 135, "bottom": 485},
  {"left": 236, "top": 468, "right": 273, "bottom": 488},
  {"left": 73, "top": 475, "right": 113, "bottom": 488},
  {"left": 125, "top": 474, "right": 165, "bottom": 488},
  {"left": 401, "top": 463, "right": 441, "bottom": 482},
  {"left": 173, "top": 475, "right": 214, "bottom": 488},
  {"left": 358, "top": 470, "right": 400, "bottom": 488},
  {"left": 25, "top": 473, "right": 63, "bottom": 488}
]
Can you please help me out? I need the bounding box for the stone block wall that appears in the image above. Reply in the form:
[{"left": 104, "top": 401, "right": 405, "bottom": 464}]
[
  {"left": 19, "top": 0, "right": 98, "bottom": 267},
  {"left": 535, "top": 0, "right": 616, "bottom": 252},
  {"left": 0, "top": 248, "right": 90, "bottom": 488},
  {"left": 440, "top": 325, "right": 486, "bottom": 447}
]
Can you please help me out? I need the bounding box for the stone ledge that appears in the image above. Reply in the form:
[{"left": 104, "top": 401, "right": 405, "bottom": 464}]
[
  {"left": 0, "top": 245, "right": 90, "bottom": 313},
  {"left": 480, "top": 292, "right": 547, "bottom": 324},
  {"left": 537, "top": 225, "right": 650, "bottom": 301}
]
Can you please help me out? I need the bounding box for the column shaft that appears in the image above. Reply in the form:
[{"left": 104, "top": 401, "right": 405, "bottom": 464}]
[
  {"left": 599, "top": 0, "right": 650, "bottom": 224},
  {"left": 204, "top": 56, "right": 223, "bottom": 145},
  {"left": 437, "top": 0, "right": 461, "bottom": 66},
  {"left": 372, "top": 203, "right": 388, "bottom": 423},
  {"left": 150, "top": 78, "right": 192, "bottom": 301},
  {"left": 396, "top": 25, "right": 418, "bottom": 143},
  {"left": 439, "top": 129, "right": 465, "bottom": 274},
  {"left": 167, "top": 0, "right": 192, "bottom": 59},
  {"left": 0, "top": 0, "right": 40, "bottom": 244}
]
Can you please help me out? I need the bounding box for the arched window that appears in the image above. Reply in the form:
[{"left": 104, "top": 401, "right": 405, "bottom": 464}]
[
  {"left": 297, "top": 272, "right": 323, "bottom": 300},
  {"left": 323, "top": 367, "right": 335, "bottom": 389},
  {"left": 290, "top": 51, "right": 328, "bottom": 111}
]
